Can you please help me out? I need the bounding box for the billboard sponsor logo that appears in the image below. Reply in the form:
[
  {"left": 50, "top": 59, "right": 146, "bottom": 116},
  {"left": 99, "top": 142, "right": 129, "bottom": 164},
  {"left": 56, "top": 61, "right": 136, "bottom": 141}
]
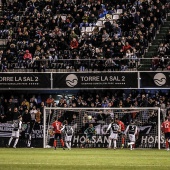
[
  {"left": 66, "top": 74, "right": 78, "bottom": 87},
  {"left": 153, "top": 73, "right": 166, "bottom": 86}
]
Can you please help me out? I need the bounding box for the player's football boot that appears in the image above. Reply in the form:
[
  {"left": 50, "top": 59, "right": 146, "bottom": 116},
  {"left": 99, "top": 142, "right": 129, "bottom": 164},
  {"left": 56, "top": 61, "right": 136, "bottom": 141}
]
[{"left": 121, "top": 144, "right": 124, "bottom": 149}]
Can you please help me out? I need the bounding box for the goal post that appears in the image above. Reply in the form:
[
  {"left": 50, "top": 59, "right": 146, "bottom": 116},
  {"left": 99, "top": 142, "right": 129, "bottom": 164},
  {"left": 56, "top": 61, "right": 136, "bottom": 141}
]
[{"left": 43, "top": 107, "right": 161, "bottom": 149}]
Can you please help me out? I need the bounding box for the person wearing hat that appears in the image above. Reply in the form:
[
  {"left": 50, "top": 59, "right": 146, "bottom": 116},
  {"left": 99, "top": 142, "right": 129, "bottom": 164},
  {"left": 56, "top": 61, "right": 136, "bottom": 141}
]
[{"left": 6, "top": 115, "right": 22, "bottom": 148}]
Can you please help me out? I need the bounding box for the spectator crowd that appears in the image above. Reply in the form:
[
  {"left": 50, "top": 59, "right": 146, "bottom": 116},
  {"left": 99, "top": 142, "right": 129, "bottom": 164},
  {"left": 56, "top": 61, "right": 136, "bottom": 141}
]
[
  {"left": 0, "top": 0, "right": 169, "bottom": 72},
  {"left": 0, "top": 89, "right": 170, "bottom": 123}
]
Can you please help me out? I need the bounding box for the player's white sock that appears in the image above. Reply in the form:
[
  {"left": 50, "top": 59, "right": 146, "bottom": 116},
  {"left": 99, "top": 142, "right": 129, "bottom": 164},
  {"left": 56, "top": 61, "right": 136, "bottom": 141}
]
[
  {"left": 8, "top": 137, "right": 13, "bottom": 146},
  {"left": 68, "top": 142, "right": 71, "bottom": 149},
  {"left": 65, "top": 142, "right": 70, "bottom": 149},
  {"left": 130, "top": 144, "right": 132, "bottom": 150},
  {"left": 13, "top": 138, "right": 19, "bottom": 148},
  {"left": 113, "top": 140, "right": 116, "bottom": 148},
  {"left": 108, "top": 139, "right": 112, "bottom": 148}
]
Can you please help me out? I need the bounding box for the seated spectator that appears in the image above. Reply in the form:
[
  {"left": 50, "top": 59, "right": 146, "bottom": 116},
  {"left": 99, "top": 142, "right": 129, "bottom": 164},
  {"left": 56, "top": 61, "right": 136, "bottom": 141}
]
[
  {"left": 105, "top": 58, "right": 119, "bottom": 71},
  {"left": 23, "top": 50, "right": 32, "bottom": 68},
  {"left": 122, "top": 42, "right": 133, "bottom": 52},
  {"left": 88, "top": 14, "right": 97, "bottom": 27},
  {"left": 70, "top": 38, "right": 79, "bottom": 50},
  {"left": 80, "top": 13, "right": 89, "bottom": 28}
]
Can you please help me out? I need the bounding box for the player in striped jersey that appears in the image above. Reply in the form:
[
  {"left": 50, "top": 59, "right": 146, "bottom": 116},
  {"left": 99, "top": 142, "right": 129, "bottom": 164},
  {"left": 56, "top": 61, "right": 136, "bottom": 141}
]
[
  {"left": 106, "top": 119, "right": 121, "bottom": 149},
  {"left": 61, "top": 120, "right": 74, "bottom": 150},
  {"left": 124, "top": 121, "right": 138, "bottom": 150},
  {"left": 7, "top": 115, "right": 22, "bottom": 148}
]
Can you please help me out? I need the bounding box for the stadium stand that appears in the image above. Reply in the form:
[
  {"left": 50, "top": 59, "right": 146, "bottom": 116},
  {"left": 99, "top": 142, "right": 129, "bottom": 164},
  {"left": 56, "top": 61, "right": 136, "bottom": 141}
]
[{"left": 0, "top": 0, "right": 169, "bottom": 72}]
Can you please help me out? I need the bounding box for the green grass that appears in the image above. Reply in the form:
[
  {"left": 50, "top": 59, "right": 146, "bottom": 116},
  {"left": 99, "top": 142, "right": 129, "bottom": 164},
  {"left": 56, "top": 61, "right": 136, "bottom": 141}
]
[{"left": 0, "top": 148, "right": 170, "bottom": 170}]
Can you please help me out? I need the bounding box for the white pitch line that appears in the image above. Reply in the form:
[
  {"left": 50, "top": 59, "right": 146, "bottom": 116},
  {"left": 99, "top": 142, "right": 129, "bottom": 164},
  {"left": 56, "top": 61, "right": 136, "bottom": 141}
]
[{"left": 0, "top": 162, "right": 170, "bottom": 167}]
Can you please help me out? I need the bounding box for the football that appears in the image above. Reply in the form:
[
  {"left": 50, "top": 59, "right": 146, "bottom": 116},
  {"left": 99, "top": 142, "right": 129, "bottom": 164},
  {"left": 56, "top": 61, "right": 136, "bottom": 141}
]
[{"left": 88, "top": 115, "right": 92, "bottom": 120}]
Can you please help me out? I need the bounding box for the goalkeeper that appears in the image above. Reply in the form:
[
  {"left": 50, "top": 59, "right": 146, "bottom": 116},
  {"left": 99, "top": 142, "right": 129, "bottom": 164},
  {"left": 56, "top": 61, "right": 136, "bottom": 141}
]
[
  {"left": 82, "top": 124, "right": 95, "bottom": 148},
  {"left": 61, "top": 120, "right": 74, "bottom": 150}
]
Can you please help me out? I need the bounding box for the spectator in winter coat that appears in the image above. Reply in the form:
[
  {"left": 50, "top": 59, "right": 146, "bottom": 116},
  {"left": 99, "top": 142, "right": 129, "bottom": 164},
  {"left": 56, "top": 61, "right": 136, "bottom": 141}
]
[
  {"left": 23, "top": 50, "right": 32, "bottom": 68},
  {"left": 70, "top": 38, "right": 79, "bottom": 50}
]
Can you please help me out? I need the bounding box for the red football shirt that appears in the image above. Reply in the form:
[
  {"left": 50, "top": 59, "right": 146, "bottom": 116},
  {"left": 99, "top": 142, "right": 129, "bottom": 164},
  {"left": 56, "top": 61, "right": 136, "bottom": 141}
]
[
  {"left": 118, "top": 120, "right": 125, "bottom": 131},
  {"left": 161, "top": 120, "right": 170, "bottom": 133},
  {"left": 52, "top": 121, "right": 62, "bottom": 134}
]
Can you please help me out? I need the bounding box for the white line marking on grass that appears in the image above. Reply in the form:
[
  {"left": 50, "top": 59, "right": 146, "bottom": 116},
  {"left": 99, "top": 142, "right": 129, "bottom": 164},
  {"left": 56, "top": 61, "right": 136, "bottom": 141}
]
[{"left": 0, "top": 162, "right": 170, "bottom": 167}]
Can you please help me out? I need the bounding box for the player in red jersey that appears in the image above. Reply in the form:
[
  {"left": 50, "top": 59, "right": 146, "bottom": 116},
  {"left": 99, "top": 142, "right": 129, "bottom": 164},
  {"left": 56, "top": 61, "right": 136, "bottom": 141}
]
[
  {"left": 115, "top": 118, "right": 125, "bottom": 148},
  {"left": 161, "top": 117, "right": 170, "bottom": 151},
  {"left": 52, "top": 117, "right": 65, "bottom": 150}
]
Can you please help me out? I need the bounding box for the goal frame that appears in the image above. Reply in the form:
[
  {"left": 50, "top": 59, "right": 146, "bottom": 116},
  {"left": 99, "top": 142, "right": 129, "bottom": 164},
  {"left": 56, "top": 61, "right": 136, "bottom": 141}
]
[{"left": 43, "top": 107, "right": 161, "bottom": 149}]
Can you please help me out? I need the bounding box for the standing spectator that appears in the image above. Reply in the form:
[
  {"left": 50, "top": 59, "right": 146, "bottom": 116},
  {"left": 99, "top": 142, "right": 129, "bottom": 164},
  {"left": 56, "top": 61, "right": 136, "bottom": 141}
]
[
  {"left": 22, "top": 109, "right": 31, "bottom": 146},
  {"left": 35, "top": 108, "right": 42, "bottom": 124},
  {"left": 12, "top": 107, "right": 21, "bottom": 121},
  {"left": 5, "top": 107, "right": 13, "bottom": 122},
  {"left": 29, "top": 106, "right": 37, "bottom": 132},
  {"left": 0, "top": 102, "right": 4, "bottom": 118},
  {"left": 7, "top": 98, "right": 15, "bottom": 111},
  {"left": 46, "top": 95, "right": 55, "bottom": 107}
]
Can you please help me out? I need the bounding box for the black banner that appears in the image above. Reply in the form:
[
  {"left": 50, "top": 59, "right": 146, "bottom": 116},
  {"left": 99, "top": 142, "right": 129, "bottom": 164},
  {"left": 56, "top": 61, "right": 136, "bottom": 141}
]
[
  {"left": 0, "top": 123, "right": 165, "bottom": 148},
  {"left": 53, "top": 72, "right": 138, "bottom": 89},
  {"left": 140, "top": 72, "right": 170, "bottom": 88},
  {"left": 0, "top": 73, "right": 51, "bottom": 89}
]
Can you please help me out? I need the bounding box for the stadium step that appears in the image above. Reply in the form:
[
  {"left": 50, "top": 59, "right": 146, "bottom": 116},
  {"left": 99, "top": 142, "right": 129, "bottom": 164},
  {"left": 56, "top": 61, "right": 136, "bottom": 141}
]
[
  {"left": 143, "top": 17, "right": 169, "bottom": 69},
  {"left": 155, "top": 34, "right": 165, "bottom": 39},
  {"left": 164, "top": 21, "right": 170, "bottom": 26},
  {"left": 148, "top": 45, "right": 158, "bottom": 51},
  {"left": 145, "top": 52, "right": 156, "bottom": 58}
]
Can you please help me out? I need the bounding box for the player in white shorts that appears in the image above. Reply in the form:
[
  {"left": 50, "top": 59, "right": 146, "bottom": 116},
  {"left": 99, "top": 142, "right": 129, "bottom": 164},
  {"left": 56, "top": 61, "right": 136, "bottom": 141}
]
[
  {"left": 124, "top": 121, "right": 138, "bottom": 150},
  {"left": 106, "top": 119, "right": 120, "bottom": 149},
  {"left": 61, "top": 120, "right": 74, "bottom": 150},
  {"left": 7, "top": 115, "right": 22, "bottom": 148}
]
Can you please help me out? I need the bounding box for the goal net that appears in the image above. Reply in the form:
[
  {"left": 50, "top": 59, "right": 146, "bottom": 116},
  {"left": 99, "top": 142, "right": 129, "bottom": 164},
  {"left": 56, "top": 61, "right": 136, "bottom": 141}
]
[{"left": 43, "top": 107, "right": 161, "bottom": 149}]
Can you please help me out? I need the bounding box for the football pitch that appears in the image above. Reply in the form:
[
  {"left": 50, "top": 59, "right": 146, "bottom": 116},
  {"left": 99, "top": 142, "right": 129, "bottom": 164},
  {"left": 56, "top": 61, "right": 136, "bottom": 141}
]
[{"left": 0, "top": 148, "right": 170, "bottom": 170}]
